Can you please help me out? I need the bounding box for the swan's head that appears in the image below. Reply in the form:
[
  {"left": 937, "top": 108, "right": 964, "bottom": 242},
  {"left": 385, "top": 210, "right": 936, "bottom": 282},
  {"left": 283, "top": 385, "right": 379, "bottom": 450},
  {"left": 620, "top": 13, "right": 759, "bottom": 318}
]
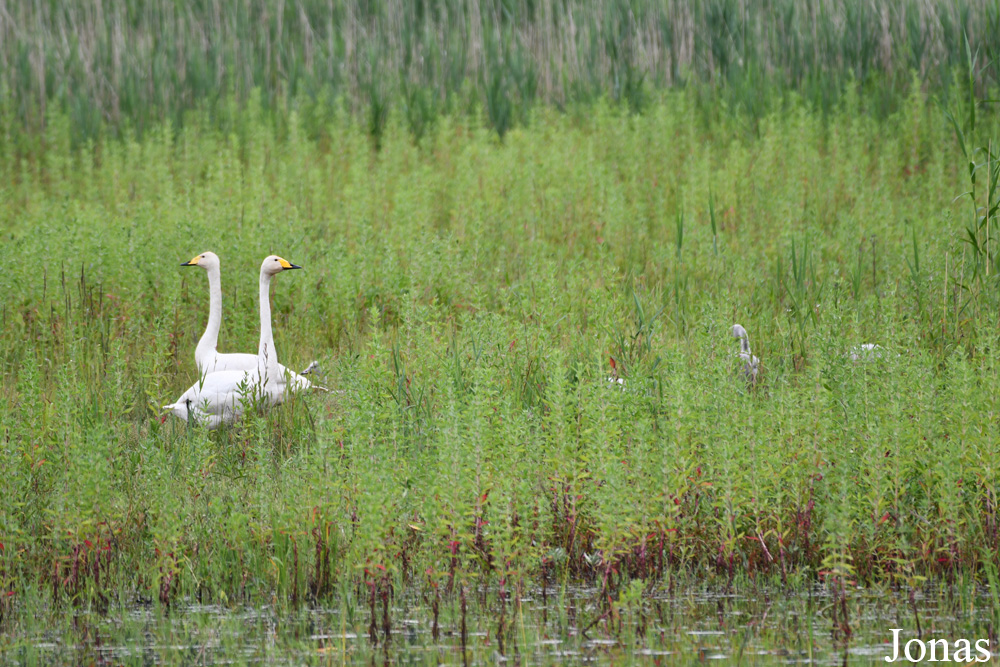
[
  {"left": 262, "top": 255, "right": 302, "bottom": 276},
  {"left": 731, "top": 324, "right": 748, "bottom": 340},
  {"left": 181, "top": 251, "right": 220, "bottom": 270}
]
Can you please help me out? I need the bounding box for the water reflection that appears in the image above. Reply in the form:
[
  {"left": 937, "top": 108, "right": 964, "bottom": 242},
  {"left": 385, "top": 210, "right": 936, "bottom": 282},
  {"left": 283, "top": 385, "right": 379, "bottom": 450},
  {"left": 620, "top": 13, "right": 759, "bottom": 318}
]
[{"left": 6, "top": 582, "right": 997, "bottom": 665}]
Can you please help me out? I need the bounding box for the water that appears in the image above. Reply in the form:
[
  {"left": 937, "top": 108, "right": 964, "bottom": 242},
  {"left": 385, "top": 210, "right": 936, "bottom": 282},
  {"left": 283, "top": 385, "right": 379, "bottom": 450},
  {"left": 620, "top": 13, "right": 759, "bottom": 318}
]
[{"left": 3, "top": 583, "right": 996, "bottom": 665}]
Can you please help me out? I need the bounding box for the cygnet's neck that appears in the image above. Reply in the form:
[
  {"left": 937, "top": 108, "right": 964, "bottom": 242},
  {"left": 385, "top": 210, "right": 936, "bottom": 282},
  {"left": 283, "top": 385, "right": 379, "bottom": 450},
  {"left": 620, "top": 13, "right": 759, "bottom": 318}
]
[{"left": 740, "top": 336, "right": 751, "bottom": 354}]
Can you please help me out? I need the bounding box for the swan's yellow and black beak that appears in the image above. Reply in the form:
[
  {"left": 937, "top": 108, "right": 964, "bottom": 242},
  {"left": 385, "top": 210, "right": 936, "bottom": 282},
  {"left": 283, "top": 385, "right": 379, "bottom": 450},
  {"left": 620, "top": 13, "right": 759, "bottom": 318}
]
[
  {"left": 278, "top": 257, "right": 302, "bottom": 270},
  {"left": 181, "top": 254, "right": 202, "bottom": 267}
]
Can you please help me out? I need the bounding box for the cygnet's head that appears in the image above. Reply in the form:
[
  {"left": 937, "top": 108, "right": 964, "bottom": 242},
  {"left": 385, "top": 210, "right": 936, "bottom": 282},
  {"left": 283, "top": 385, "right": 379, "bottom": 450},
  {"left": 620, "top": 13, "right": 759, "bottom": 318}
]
[
  {"left": 731, "top": 324, "right": 748, "bottom": 340},
  {"left": 261, "top": 255, "right": 302, "bottom": 276},
  {"left": 181, "top": 251, "right": 221, "bottom": 271}
]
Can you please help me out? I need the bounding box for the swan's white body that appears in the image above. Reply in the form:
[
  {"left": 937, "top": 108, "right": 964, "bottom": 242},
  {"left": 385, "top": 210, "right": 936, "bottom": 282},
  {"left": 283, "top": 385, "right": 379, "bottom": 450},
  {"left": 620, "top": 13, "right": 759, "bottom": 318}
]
[
  {"left": 166, "top": 256, "right": 302, "bottom": 429},
  {"left": 848, "top": 343, "right": 884, "bottom": 363},
  {"left": 730, "top": 324, "right": 759, "bottom": 386},
  {"left": 165, "top": 369, "right": 274, "bottom": 430},
  {"left": 183, "top": 251, "right": 313, "bottom": 390}
]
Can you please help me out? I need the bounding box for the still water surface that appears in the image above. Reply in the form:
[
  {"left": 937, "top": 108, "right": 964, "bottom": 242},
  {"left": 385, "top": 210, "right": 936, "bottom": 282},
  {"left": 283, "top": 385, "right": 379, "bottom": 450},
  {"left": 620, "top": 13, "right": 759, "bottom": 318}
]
[{"left": 5, "top": 583, "right": 996, "bottom": 665}]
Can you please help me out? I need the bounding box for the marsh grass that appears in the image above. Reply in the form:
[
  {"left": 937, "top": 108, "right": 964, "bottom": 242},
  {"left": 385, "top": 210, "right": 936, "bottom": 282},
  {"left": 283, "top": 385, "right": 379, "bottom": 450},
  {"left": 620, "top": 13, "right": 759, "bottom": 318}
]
[{"left": 1, "top": 79, "right": 1000, "bottom": 659}]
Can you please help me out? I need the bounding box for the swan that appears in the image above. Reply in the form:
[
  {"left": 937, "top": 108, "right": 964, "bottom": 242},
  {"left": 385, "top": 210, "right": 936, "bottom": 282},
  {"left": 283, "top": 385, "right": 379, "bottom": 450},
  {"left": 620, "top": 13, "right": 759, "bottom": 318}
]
[
  {"left": 730, "top": 324, "right": 759, "bottom": 386},
  {"left": 165, "top": 255, "right": 303, "bottom": 429},
  {"left": 182, "top": 251, "right": 315, "bottom": 390}
]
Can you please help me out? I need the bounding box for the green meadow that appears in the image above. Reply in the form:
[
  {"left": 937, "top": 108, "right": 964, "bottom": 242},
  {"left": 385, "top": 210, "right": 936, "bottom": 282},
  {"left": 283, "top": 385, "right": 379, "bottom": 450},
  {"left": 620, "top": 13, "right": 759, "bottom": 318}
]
[
  {"left": 3, "top": 2, "right": 1000, "bottom": 662},
  {"left": 2, "top": 84, "right": 1000, "bottom": 662}
]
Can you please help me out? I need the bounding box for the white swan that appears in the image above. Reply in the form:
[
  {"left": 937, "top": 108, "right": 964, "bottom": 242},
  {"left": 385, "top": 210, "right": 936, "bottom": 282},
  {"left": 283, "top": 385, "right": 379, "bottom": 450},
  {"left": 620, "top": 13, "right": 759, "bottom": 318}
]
[
  {"left": 730, "top": 324, "right": 760, "bottom": 386},
  {"left": 165, "top": 255, "right": 303, "bottom": 429},
  {"left": 182, "top": 251, "right": 314, "bottom": 390}
]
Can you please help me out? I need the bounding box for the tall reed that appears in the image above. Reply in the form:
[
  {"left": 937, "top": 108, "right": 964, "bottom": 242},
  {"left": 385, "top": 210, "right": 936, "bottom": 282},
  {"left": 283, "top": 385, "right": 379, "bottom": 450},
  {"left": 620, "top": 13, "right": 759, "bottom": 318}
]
[{"left": 0, "top": 0, "right": 997, "bottom": 142}]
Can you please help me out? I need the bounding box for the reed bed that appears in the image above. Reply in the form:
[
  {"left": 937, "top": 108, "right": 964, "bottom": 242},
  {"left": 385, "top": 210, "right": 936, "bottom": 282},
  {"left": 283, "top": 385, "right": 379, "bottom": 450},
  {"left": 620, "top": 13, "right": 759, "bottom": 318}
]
[{"left": 1, "top": 0, "right": 998, "bottom": 142}]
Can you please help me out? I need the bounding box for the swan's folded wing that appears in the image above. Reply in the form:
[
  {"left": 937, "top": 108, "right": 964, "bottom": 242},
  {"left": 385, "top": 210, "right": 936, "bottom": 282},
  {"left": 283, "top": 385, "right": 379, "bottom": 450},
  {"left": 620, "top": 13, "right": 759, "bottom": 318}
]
[{"left": 166, "top": 369, "right": 260, "bottom": 424}]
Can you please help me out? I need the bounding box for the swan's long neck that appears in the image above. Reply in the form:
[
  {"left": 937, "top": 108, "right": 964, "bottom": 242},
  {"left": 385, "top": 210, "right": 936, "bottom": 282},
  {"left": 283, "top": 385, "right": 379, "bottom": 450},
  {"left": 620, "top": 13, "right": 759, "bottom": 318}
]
[
  {"left": 257, "top": 270, "right": 279, "bottom": 378},
  {"left": 740, "top": 336, "right": 751, "bottom": 354},
  {"left": 196, "top": 265, "right": 223, "bottom": 363}
]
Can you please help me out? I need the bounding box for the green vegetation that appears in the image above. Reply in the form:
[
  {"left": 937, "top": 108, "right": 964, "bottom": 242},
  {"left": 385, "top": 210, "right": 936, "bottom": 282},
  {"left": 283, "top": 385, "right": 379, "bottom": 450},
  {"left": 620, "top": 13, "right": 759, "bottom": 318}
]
[
  {"left": 2, "top": 0, "right": 999, "bottom": 143},
  {"left": 1, "top": 76, "right": 1000, "bottom": 660},
  {"left": 2, "top": 1, "right": 1000, "bottom": 659}
]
